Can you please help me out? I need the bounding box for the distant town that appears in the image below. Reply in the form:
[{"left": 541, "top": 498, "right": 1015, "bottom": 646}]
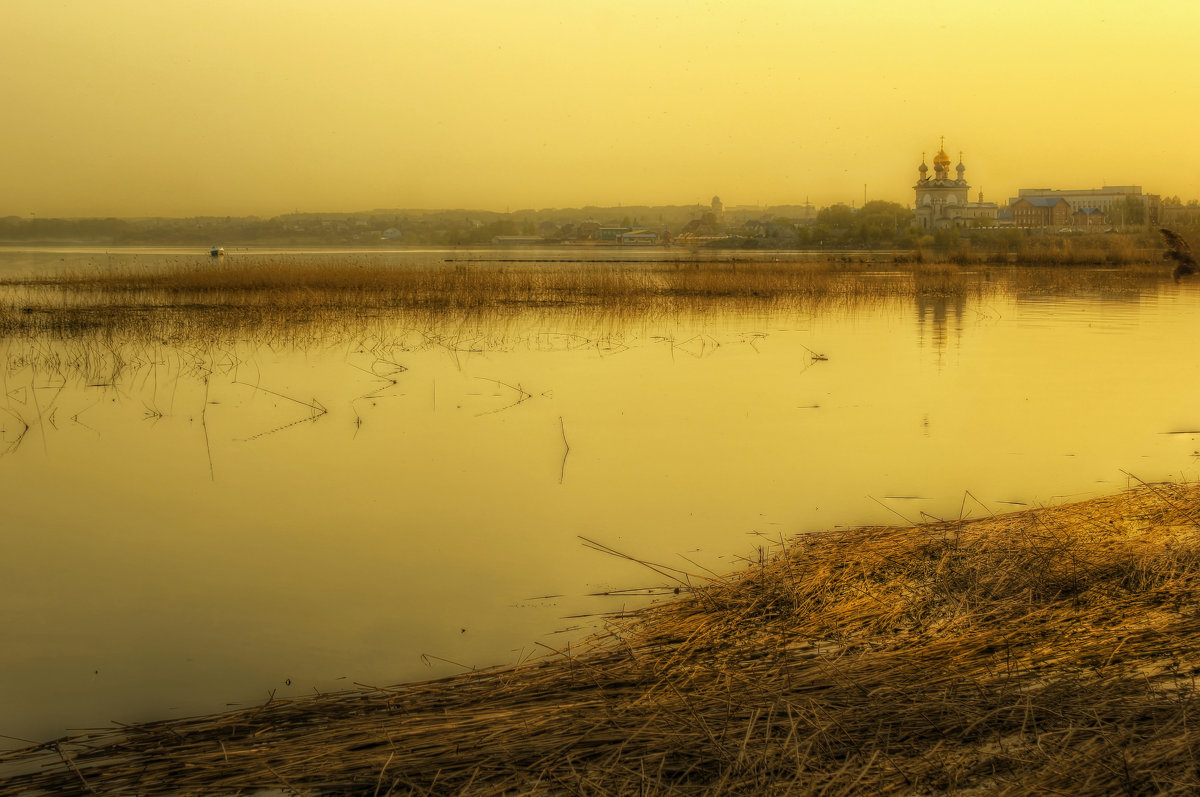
[{"left": 4, "top": 142, "right": 1198, "bottom": 249}]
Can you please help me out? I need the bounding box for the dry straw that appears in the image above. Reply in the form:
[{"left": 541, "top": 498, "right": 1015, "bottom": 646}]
[
  {"left": 0, "top": 258, "right": 1176, "bottom": 371},
  {"left": 4, "top": 481, "right": 1200, "bottom": 794}
]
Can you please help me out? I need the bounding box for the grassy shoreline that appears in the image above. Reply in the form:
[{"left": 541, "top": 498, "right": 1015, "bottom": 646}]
[{"left": 4, "top": 481, "right": 1200, "bottom": 795}]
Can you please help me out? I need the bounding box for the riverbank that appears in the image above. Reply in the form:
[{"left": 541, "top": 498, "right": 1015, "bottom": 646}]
[{"left": 4, "top": 480, "right": 1199, "bottom": 795}]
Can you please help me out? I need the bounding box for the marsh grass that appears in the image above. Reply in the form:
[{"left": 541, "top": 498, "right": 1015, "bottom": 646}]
[
  {"left": 0, "top": 256, "right": 1178, "bottom": 388},
  {"left": 0, "top": 256, "right": 1177, "bottom": 342},
  {"left": 1012, "top": 233, "right": 1147, "bottom": 266},
  {"left": 3, "top": 481, "right": 1200, "bottom": 794},
  {"left": 0, "top": 259, "right": 932, "bottom": 374},
  {"left": 941, "top": 233, "right": 1150, "bottom": 267},
  {"left": 6, "top": 257, "right": 913, "bottom": 307},
  {"left": 0, "top": 254, "right": 1181, "bottom": 432}
]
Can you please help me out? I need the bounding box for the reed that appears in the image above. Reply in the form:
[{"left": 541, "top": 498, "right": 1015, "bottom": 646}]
[
  {"left": 944, "top": 231, "right": 1155, "bottom": 267},
  {"left": 0, "top": 256, "right": 1180, "bottom": 389},
  {"left": 1011, "top": 234, "right": 1149, "bottom": 266},
  {"left": 0, "top": 256, "right": 1176, "bottom": 342},
  {"left": 4, "top": 481, "right": 1200, "bottom": 795}
]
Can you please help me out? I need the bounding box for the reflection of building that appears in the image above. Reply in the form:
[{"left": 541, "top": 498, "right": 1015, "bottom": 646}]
[
  {"left": 1011, "top": 186, "right": 1160, "bottom": 227},
  {"left": 913, "top": 140, "right": 998, "bottom": 229},
  {"left": 916, "top": 292, "right": 966, "bottom": 361}
]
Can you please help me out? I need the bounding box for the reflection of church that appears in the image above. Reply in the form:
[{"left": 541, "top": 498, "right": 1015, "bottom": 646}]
[
  {"left": 916, "top": 292, "right": 965, "bottom": 361},
  {"left": 913, "top": 139, "right": 998, "bottom": 229}
]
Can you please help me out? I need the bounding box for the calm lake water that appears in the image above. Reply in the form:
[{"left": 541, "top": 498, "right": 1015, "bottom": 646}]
[{"left": 2, "top": 247, "right": 1199, "bottom": 745}]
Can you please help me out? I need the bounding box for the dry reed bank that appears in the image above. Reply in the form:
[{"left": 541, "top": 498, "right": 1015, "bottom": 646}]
[
  {"left": 0, "top": 256, "right": 1175, "bottom": 343},
  {"left": 0, "top": 258, "right": 1174, "bottom": 387},
  {"left": 4, "top": 481, "right": 1200, "bottom": 795},
  {"left": 937, "top": 231, "right": 1153, "bottom": 267}
]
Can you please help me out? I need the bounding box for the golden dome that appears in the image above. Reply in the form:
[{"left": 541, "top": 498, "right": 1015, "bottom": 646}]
[{"left": 933, "top": 147, "right": 951, "bottom": 168}]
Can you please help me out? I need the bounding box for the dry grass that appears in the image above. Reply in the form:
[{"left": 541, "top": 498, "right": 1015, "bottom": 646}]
[
  {"left": 1012, "top": 235, "right": 1147, "bottom": 266},
  {"left": 0, "top": 257, "right": 1174, "bottom": 388},
  {"left": 4, "top": 481, "right": 1200, "bottom": 795},
  {"left": 0, "top": 256, "right": 1178, "bottom": 346},
  {"left": 942, "top": 233, "right": 1150, "bottom": 267},
  {"left": 2, "top": 257, "right": 921, "bottom": 309}
]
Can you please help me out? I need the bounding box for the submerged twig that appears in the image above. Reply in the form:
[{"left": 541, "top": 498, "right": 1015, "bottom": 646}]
[{"left": 558, "top": 416, "right": 569, "bottom": 484}]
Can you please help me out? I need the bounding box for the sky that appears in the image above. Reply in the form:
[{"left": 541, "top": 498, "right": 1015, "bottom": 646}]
[{"left": 4, "top": 0, "right": 1200, "bottom": 218}]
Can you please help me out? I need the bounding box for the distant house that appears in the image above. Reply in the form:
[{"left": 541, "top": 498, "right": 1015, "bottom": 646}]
[
  {"left": 381, "top": 227, "right": 402, "bottom": 240},
  {"left": 675, "top": 232, "right": 729, "bottom": 244},
  {"left": 739, "top": 218, "right": 771, "bottom": 237},
  {"left": 597, "top": 226, "right": 632, "bottom": 241},
  {"left": 1011, "top": 197, "right": 1072, "bottom": 228},
  {"left": 1070, "top": 207, "right": 1105, "bottom": 228},
  {"left": 618, "top": 230, "right": 659, "bottom": 245},
  {"left": 492, "top": 235, "right": 543, "bottom": 246}
]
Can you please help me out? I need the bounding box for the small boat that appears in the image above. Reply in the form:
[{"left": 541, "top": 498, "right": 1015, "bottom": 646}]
[{"left": 210, "top": 246, "right": 225, "bottom": 257}]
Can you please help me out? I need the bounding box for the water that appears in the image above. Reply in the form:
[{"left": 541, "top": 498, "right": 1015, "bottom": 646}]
[{"left": 2, "top": 247, "right": 1198, "bottom": 745}]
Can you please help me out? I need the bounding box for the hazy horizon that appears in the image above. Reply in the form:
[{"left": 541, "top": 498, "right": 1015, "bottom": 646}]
[
  {"left": 6, "top": 1, "right": 1198, "bottom": 218},
  {"left": 5, "top": 200, "right": 820, "bottom": 222}
]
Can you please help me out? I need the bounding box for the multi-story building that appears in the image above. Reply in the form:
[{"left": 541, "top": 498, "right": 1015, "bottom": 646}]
[
  {"left": 1011, "top": 197, "right": 1072, "bottom": 228},
  {"left": 1012, "top": 186, "right": 1159, "bottom": 227}
]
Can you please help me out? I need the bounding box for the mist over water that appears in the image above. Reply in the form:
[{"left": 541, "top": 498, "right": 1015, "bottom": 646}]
[{"left": 2, "top": 248, "right": 1198, "bottom": 744}]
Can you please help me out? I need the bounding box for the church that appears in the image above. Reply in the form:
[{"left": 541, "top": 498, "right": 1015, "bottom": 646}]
[{"left": 913, "top": 140, "right": 998, "bottom": 229}]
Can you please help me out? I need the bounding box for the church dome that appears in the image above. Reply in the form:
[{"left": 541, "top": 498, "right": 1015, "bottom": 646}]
[{"left": 933, "top": 148, "right": 951, "bottom": 169}]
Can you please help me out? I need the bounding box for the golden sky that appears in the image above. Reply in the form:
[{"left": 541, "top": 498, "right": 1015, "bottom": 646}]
[{"left": 5, "top": 0, "right": 1199, "bottom": 218}]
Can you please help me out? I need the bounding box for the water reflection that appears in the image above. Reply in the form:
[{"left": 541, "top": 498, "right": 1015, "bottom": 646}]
[
  {"left": 2, "top": 251, "right": 1199, "bottom": 747},
  {"left": 915, "top": 293, "right": 966, "bottom": 358}
]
